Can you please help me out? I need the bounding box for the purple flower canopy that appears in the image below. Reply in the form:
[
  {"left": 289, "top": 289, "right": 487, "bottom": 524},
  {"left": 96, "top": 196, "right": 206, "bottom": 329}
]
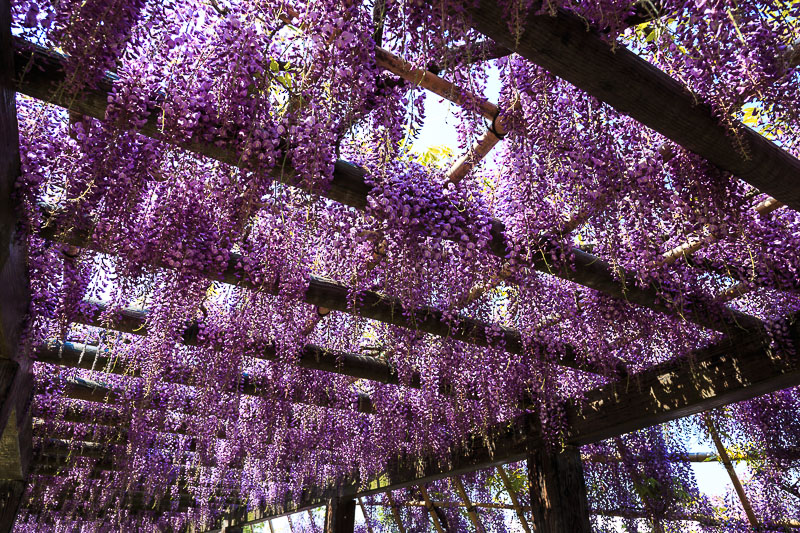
[{"left": 8, "top": 0, "right": 800, "bottom": 530}]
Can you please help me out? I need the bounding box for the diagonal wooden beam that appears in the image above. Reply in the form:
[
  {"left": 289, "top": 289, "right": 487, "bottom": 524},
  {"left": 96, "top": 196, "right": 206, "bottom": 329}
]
[
  {"left": 703, "top": 412, "right": 759, "bottom": 528},
  {"left": 375, "top": 47, "right": 498, "bottom": 122},
  {"left": 17, "top": 39, "right": 759, "bottom": 342},
  {"left": 451, "top": 475, "right": 484, "bottom": 532},
  {"left": 613, "top": 437, "right": 664, "bottom": 532},
  {"left": 496, "top": 466, "right": 531, "bottom": 533},
  {"left": 465, "top": 1, "right": 800, "bottom": 213},
  {"left": 384, "top": 492, "right": 406, "bottom": 533},
  {"left": 230, "top": 314, "right": 800, "bottom": 526},
  {"left": 356, "top": 499, "right": 374, "bottom": 533},
  {"left": 417, "top": 485, "right": 445, "bottom": 533}
]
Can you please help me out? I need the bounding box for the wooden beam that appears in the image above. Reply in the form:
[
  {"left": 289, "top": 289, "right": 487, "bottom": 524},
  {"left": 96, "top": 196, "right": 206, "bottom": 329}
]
[
  {"left": 465, "top": 1, "right": 800, "bottom": 213},
  {"left": 527, "top": 445, "right": 591, "bottom": 533},
  {"left": 417, "top": 485, "right": 445, "bottom": 533},
  {"left": 385, "top": 492, "right": 406, "bottom": 533},
  {"left": 42, "top": 225, "right": 615, "bottom": 376},
  {"left": 236, "top": 314, "right": 800, "bottom": 525},
  {"left": 39, "top": 333, "right": 411, "bottom": 400},
  {"left": 703, "top": 413, "right": 759, "bottom": 528},
  {"left": 356, "top": 499, "right": 374, "bottom": 533},
  {"left": 565, "top": 319, "right": 800, "bottom": 445},
  {"left": 496, "top": 466, "right": 531, "bottom": 533},
  {"left": 613, "top": 437, "right": 664, "bottom": 532},
  {"left": 17, "top": 40, "right": 757, "bottom": 343},
  {"left": 0, "top": 2, "right": 32, "bottom": 531},
  {"left": 368, "top": 499, "right": 520, "bottom": 510},
  {"left": 375, "top": 47, "right": 498, "bottom": 121},
  {"left": 43, "top": 345, "right": 376, "bottom": 415},
  {"left": 451, "top": 475, "right": 484, "bottom": 532},
  {"left": 31, "top": 401, "right": 229, "bottom": 441},
  {"left": 66, "top": 300, "right": 422, "bottom": 386},
  {"left": 324, "top": 498, "right": 355, "bottom": 533}
]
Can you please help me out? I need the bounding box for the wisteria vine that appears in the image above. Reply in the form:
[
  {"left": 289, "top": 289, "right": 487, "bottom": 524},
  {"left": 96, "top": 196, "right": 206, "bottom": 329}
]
[{"left": 7, "top": 0, "right": 800, "bottom": 531}]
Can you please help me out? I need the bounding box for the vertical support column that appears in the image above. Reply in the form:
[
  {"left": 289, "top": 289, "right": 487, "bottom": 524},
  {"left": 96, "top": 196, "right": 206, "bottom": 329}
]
[
  {"left": 527, "top": 445, "right": 591, "bottom": 533},
  {"left": 0, "top": 0, "right": 33, "bottom": 531},
  {"left": 324, "top": 498, "right": 355, "bottom": 533}
]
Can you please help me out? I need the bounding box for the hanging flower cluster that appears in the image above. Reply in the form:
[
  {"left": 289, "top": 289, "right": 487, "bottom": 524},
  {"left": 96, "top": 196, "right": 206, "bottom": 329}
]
[{"left": 8, "top": 0, "right": 800, "bottom": 531}]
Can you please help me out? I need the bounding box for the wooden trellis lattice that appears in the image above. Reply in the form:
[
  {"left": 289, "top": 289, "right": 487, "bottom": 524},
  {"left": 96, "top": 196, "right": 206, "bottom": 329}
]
[{"left": 1, "top": 0, "right": 800, "bottom": 531}]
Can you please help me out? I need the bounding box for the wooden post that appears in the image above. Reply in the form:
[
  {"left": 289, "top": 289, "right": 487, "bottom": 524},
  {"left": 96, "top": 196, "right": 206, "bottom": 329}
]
[
  {"left": 527, "top": 446, "right": 591, "bottom": 533},
  {"left": 0, "top": 0, "right": 32, "bottom": 531},
  {"left": 324, "top": 498, "right": 355, "bottom": 533}
]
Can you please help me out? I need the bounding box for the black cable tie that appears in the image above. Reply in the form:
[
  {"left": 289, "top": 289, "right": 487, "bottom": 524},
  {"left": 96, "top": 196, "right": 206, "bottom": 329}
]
[{"left": 488, "top": 112, "right": 506, "bottom": 140}]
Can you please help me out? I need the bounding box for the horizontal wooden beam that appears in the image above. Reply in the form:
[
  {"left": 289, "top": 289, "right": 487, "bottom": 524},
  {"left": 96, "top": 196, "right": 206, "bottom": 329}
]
[
  {"left": 466, "top": 1, "right": 800, "bottom": 213},
  {"left": 234, "top": 314, "right": 800, "bottom": 525},
  {"left": 39, "top": 342, "right": 376, "bottom": 415},
  {"left": 53, "top": 299, "right": 421, "bottom": 387},
  {"left": 17, "top": 40, "right": 755, "bottom": 340},
  {"left": 565, "top": 318, "right": 800, "bottom": 444},
  {"left": 43, "top": 219, "right": 614, "bottom": 377}
]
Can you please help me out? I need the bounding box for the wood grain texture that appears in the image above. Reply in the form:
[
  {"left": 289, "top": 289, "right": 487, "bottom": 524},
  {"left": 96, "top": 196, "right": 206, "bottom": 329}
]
[
  {"left": 566, "top": 318, "right": 800, "bottom": 445},
  {"left": 527, "top": 445, "right": 591, "bottom": 533},
  {"left": 324, "top": 498, "right": 356, "bottom": 533},
  {"left": 375, "top": 47, "right": 498, "bottom": 121},
  {"left": 0, "top": 5, "right": 30, "bottom": 366},
  {"left": 467, "top": 0, "right": 800, "bottom": 212},
  {"left": 0, "top": 6, "right": 32, "bottom": 531}
]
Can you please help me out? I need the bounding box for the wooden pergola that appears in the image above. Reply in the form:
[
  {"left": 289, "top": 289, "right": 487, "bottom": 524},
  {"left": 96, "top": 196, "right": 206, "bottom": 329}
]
[{"left": 1, "top": 0, "right": 800, "bottom": 531}]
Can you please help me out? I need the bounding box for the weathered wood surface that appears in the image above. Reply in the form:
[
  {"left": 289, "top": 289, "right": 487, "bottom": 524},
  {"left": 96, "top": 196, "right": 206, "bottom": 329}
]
[
  {"left": 0, "top": 5, "right": 28, "bottom": 367},
  {"left": 527, "top": 445, "right": 591, "bottom": 533},
  {"left": 0, "top": 480, "right": 24, "bottom": 533},
  {"left": 324, "top": 498, "right": 355, "bottom": 533},
  {"left": 0, "top": 2, "right": 32, "bottom": 531},
  {"left": 41, "top": 344, "right": 377, "bottom": 415},
  {"left": 566, "top": 318, "right": 800, "bottom": 444},
  {"left": 375, "top": 47, "right": 498, "bottom": 121},
  {"left": 233, "top": 314, "right": 800, "bottom": 525},
  {"left": 466, "top": 0, "right": 800, "bottom": 213},
  {"left": 16, "top": 40, "right": 756, "bottom": 339}
]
